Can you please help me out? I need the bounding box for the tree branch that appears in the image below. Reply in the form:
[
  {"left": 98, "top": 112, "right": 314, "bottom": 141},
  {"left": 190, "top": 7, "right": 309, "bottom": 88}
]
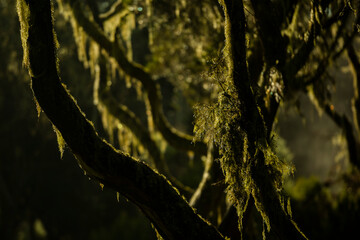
[
  {"left": 219, "top": 1, "right": 308, "bottom": 239},
  {"left": 286, "top": 3, "right": 321, "bottom": 78},
  {"left": 220, "top": 0, "right": 267, "bottom": 139},
  {"left": 303, "top": 7, "right": 356, "bottom": 87},
  {"left": 347, "top": 42, "right": 360, "bottom": 137},
  {"left": 65, "top": 0, "right": 207, "bottom": 156},
  {"left": 99, "top": 0, "right": 127, "bottom": 22},
  {"left": 189, "top": 143, "right": 225, "bottom": 224},
  {"left": 323, "top": 104, "right": 360, "bottom": 169},
  {"left": 94, "top": 54, "right": 194, "bottom": 196},
  {"left": 16, "top": 0, "right": 224, "bottom": 239}
]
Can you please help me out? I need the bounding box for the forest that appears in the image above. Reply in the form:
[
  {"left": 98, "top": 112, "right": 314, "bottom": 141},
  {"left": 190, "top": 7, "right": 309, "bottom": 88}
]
[{"left": 1, "top": 0, "right": 360, "bottom": 239}]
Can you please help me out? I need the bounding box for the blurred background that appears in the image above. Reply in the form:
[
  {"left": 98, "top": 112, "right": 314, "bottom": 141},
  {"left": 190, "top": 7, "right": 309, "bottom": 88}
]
[{"left": 1, "top": 0, "right": 359, "bottom": 239}]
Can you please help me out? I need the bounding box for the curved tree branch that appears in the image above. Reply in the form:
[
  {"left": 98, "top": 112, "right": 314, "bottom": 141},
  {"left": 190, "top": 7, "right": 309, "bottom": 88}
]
[
  {"left": 220, "top": 0, "right": 266, "bottom": 138},
  {"left": 62, "top": 0, "right": 208, "bottom": 156},
  {"left": 302, "top": 8, "right": 356, "bottom": 87},
  {"left": 323, "top": 104, "right": 360, "bottom": 169},
  {"left": 94, "top": 54, "right": 194, "bottom": 196},
  {"left": 189, "top": 143, "right": 225, "bottom": 224},
  {"left": 99, "top": 0, "right": 127, "bottom": 22},
  {"left": 16, "top": 0, "right": 223, "bottom": 239},
  {"left": 286, "top": 3, "right": 321, "bottom": 78},
  {"left": 88, "top": 0, "right": 194, "bottom": 196}
]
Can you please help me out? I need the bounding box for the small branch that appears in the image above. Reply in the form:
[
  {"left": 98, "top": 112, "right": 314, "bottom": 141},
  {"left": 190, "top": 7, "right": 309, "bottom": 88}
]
[
  {"left": 304, "top": 9, "right": 355, "bottom": 87},
  {"left": 189, "top": 143, "right": 225, "bottom": 224},
  {"left": 347, "top": 42, "right": 360, "bottom": 137},
  {"left": 99, "top": 0, "right": 126, "bottom": 21},
  {"left": 286, "top": 3, "right": 321, "bottom": 78},
  {"left": 323, "top": 104, "right": 360, "bottom": 169}
]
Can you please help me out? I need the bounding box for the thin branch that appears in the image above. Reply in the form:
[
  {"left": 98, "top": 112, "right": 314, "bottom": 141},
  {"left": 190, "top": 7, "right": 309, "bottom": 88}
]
[
  {"left": 347, "top": 42, "right": 360, "bottom": 138},
  {"left": 286, "top": 3, "right": 321, "bottom": 78},
  {"left": 189, "top": 143, "right": 225, "bottom": 224},
  {"left": 304, "top": 8, "right": 355, "bottom": 87},
  {"left": 99, "top": 0, "right": 126, "bottom": 22},
  {"left": 323, "top": 104, "right": 360, "bottom": 169}
]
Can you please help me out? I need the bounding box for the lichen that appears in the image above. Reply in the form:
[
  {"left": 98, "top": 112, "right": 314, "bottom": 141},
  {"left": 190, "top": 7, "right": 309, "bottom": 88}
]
[
  {"left": 16, "top": 0, "right": 30, "bottom": 70},
  {"left": 53, "top": 125, "right": 66, "bottom": 159},
  {"left": 194, "top": 20, "right": 293, "bottom": 239}
]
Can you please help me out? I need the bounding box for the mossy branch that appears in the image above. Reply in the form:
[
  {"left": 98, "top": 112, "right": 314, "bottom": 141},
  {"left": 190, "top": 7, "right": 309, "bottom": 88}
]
[
  {"left": 323, "top": 104, "right": 360, "bottom": 170},
  {"left": 218, "top": 1, "right": 308, "bottom": 239},
  {"left": 347, "top": 43, "right": 360, "bottom": 138},
  {"left": 189, "top": 143, "right": 225, "bottom": 224},
  {"left": 94, "top": 54, "right": 193, "bottom": 196},
  {"left": 98, "top": 0, "right": 127, "bottom": 22},
  {"left": 286, "top": 4, "right": 320, "bottom": 78},
  {"left": 16, "top": 0, "right": 224, "bottom": 239},
  {"left": 220, "top": 0, "right": 266, "bottom": 138},
  {"left": 303, "top": 10, "right": 357, "bottom": 87},
  {"left": 64, "top": 0, "right": 207, "bottom": 156}
]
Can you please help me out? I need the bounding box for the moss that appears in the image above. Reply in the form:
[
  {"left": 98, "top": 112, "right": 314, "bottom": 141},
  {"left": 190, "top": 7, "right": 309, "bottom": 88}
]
[
  {"left": 53, "top": 124, "right": 66, "bottom": 159},
  {"left": 16, "top": 0, "right": 30, "bottom": 70},
  {"left": 193, "top": 1, "right": 301, "bottom": 238}
]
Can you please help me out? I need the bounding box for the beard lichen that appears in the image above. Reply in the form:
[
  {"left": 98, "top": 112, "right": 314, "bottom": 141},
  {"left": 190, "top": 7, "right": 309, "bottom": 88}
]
[{"left": 194, "top": 55, "right": 294, "bottom": 239}]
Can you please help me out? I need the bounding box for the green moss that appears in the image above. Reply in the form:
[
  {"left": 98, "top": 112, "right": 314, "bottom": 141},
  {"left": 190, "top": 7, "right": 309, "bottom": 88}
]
[
  {"left": 53, "top": 125, "right": 66, "bottom": 159},
  {"left": 16, "top": 0, "right": 30, "bottom": 70}
]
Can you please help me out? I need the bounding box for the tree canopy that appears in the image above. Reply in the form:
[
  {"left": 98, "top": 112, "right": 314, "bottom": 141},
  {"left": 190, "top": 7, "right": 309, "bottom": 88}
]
[{"left": 9, "top": 0, "right": 360, "bottom": 239}]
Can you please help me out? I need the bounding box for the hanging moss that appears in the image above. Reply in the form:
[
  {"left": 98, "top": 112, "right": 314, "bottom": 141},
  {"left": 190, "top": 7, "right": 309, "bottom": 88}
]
[{"left": 193, "top": 1, "right": 304, "bottom": 238}]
